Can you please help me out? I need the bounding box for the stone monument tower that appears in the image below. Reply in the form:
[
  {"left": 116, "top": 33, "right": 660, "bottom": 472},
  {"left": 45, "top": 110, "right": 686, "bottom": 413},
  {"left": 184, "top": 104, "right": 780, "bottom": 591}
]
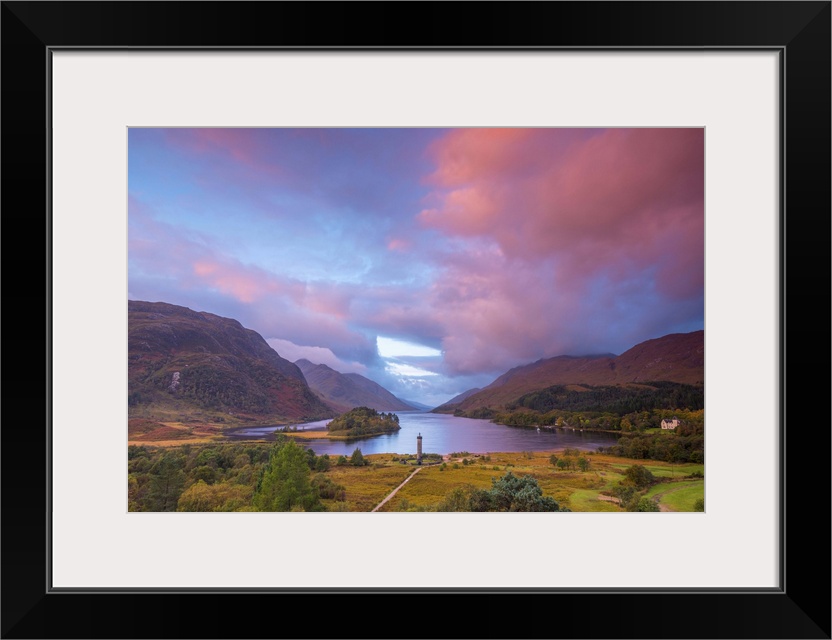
[{"left": 417, "top": 432, "right": 423, "bottom": 465}]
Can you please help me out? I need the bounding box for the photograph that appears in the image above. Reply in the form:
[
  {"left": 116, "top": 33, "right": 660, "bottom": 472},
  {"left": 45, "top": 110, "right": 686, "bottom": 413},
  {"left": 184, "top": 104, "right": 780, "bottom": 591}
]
[
  {"left": 128, "top": 127, "right": 705, "bottom": 514},
  {"left": 1, "top": 0, "right": 828, "bottom": 635}
]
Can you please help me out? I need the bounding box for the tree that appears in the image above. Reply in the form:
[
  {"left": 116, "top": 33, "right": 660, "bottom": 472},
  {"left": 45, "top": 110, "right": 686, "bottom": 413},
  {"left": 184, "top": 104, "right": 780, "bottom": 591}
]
[
  {"left": 577, "top": 457, "right": 590, "bottom": 472},
  {"left": 315, "top": 454, "right": 331, "bottom": 472},
  {"left": 253, "top": 439, "right": 321, "bottom": 511},
  {"left": 327, "top": 407, "right": 401, "bottom": 436},
  {"left": 467, "top": 488, "right": 495, "bottom": 512},
  {"left": 350, "top": 448, "right": 366, "bottom": 467},
  {"left": 192, "top": 465, "right": 217, "bottom": 485},
  {"left": 148, "top": 452, "right": 186, "bottom": 511},
  {"left": 549, "top": 454, "right": 559, "bottom": 467},
  {"left": 194, "top": 448, "right": 220, "bottom": 469},
  {"left": 622, "top": 464, "right": 655, "bottom": 489},
  {"left": 488, "top": 472, "right": 564, "bottom": 512}
]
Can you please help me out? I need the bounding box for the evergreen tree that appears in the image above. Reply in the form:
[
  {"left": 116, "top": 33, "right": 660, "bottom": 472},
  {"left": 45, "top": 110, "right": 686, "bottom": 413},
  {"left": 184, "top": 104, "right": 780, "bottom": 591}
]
[
  {"left": 148, "top": 453, "right": 186, "bottom": 511},
  {"left": 254, "top": 439, "right": 321, "bottom": 511}
]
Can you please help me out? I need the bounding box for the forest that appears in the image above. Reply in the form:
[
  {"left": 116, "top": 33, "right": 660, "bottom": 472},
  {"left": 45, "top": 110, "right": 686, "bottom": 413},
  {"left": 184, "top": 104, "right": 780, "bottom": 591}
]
[
  {"left": 326, "top": 406, "right": 401, "bottom": 437},
  {"left": 128, "top": 435, "right": 363, "bottom": 512},
  {"left": 507, "top": 381, "right": 704, "bottom": 414}
]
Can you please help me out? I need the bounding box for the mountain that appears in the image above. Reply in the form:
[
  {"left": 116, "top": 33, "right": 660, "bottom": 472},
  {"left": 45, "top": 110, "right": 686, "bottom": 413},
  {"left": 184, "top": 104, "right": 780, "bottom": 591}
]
[
  {"left": 448, "top": 331, "right": 704, "bottom": 412},
  {"left": 397, "top": 398, "right": 432, "bottom": 411},
  {"left": 295, "top": 359, "right": 413, "bottom": 412},
  {"left": 128, "top": 301, "right": 333, "bottom": 424},
  {"left": 432, "top": 387, "right": 482, "bottom": 412}
]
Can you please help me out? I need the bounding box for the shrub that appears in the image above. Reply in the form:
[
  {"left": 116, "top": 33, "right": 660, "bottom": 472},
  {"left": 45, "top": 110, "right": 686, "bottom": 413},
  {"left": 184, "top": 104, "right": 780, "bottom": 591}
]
[
  {"left": 312, "top": 474, "right": 346, "bottom": 501},
  {"left": 314, "top": 454, "right": 331, "bottom": 472},
  {"left": 632, "top": 497, "right": 660, "bottom": 512},
  {"left": 177, "top": 481, "right": 253, "bottom": 512},
  {"left": 487, "top": 472, "right": 564, "bottom": 512},
  {"left": 622, "top": 464, "right": 655, "bottom": 488}
]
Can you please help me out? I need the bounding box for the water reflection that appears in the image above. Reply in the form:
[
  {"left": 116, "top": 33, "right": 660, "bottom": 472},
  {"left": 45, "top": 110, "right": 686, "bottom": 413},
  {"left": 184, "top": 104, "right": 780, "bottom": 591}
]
[{"left": 225, "top": 411, "right": 619, "bottom": 456}]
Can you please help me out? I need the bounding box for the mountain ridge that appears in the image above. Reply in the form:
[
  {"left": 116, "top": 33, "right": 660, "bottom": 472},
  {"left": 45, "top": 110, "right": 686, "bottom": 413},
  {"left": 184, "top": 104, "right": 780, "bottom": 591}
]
[
  {"left": 295, "top": 359, "right": 413, "bottom": 412},
  {"left": 437, "top": 330, "right": 704, "bottom": 412},
  {"left": 128, "top": 300, "right": 333, "bottom": 424}
]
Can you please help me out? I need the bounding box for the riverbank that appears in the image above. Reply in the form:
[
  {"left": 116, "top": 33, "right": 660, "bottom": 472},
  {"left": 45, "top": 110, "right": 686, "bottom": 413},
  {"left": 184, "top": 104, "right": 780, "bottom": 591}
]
[{"left": 496, "top": 422, "right": 623, "bottom": 436}]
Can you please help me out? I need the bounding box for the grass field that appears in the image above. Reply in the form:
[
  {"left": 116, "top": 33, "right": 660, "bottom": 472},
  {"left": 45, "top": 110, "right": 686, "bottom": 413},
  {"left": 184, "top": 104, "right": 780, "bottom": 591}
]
[
  {"left": 643, "top": 480, "right": 704, "bottom": 511},
  {"left": 340, "top": 450, "right": 707, "bottom": 513},
  {"left": 322, "top": 464, "right": 415, "bottom": 511}
]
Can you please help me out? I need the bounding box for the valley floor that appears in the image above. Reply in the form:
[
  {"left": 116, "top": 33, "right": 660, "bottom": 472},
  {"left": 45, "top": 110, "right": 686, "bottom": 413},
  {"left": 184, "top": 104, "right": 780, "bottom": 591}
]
[{"left": 323, "top": 450, "right": 703, "bottom": 512}]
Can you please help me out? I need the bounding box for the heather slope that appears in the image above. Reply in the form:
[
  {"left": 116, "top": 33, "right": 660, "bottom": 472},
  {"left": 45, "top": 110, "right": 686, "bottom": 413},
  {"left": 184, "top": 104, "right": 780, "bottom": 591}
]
[
  {"left": 128, "top": 301, "right": 333, "bottom": 425},
  {"left": 453, "top": 331, "right": 704, "bottom": 412}
]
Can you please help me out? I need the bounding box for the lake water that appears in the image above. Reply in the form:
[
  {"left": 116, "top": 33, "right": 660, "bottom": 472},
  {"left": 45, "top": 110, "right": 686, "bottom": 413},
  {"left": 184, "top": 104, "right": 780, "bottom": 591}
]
[{"left": 225, "top": 411, "right": 619, "bottom": 456}]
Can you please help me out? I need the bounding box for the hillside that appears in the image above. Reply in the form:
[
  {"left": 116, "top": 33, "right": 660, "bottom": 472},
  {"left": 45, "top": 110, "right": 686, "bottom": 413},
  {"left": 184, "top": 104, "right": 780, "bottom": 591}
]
[
  {"left": 128, "top": 301, "right": 333, "bottom": 425},
  {"left": 398, "top": 398, "right": 432, "bottom": 411},
  {"left": 432, "top": 387, "right": 482, "bottom": 412},
  {"left": 450, "top": 331, "right": 704, "bottom": 412},
  {"left": 296, "top": 359, "right": 413, "bottom": 412}
]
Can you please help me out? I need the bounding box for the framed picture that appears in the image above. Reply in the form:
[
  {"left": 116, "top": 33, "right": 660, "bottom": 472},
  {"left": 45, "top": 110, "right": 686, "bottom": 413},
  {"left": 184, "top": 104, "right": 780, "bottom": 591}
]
[{"left": 3, "top": 2, "right": 829, "bottom": 638}]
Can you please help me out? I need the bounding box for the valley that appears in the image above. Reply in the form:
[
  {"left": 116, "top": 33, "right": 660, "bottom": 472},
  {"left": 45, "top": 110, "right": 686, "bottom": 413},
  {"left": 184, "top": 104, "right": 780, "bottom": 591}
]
[{"left": 128, "top": 301, "right": 704, "bottom": 513}]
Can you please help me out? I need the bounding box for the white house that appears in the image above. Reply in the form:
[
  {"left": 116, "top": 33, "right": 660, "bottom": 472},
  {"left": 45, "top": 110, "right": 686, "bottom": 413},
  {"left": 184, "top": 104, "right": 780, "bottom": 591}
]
[{"left": 661, "top": 418, "right": 680, "bottom": 430}]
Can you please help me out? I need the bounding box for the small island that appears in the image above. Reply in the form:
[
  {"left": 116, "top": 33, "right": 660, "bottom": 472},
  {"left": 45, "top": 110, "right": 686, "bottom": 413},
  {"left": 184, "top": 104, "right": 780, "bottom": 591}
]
[{"left": 327, "top": 406, "right": 401, "bottom": 438}]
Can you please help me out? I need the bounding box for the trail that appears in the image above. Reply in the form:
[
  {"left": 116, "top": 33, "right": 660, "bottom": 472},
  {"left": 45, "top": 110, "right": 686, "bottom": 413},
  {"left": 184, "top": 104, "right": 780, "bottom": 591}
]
[
  {"left": 371, "top": 467, "right": 423, "bottom": 512},
  {"left": 649, "top": 485, "right": 690, "bottom": 512}
]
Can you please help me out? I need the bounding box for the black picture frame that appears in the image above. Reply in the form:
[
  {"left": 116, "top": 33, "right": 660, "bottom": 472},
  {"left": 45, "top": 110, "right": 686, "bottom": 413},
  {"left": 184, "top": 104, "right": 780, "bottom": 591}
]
[{"left": 2, "top": 2, "right": 829, "bottom": 638}]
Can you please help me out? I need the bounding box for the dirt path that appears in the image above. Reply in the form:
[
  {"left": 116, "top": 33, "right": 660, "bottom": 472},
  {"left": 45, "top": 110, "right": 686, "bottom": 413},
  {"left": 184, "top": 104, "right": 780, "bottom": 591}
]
[
  {"left": 650, "top": 487, "right": 678, "bottom": 512},
  {"left": 371, "top": 467, "right": 424, "bottom": 512}
]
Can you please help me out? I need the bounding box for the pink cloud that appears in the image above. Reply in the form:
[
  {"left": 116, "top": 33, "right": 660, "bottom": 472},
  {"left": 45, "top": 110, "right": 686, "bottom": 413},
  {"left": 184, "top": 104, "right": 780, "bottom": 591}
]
[
  {"left": 190, "top": 259, "right": 305, "bottom": 304},
  {"left": 386, "top": 238, "right": 411, "bottom": 252},
  {"left": 265, "top": 338, "right": 367, "bottom": 374},
  {"left": 415, "top": 128, "right": 704, "bottom": 373},
  {"left": 163, "top": 129, "right": 285, "bottom": 187},
  {"left": 422, "top": 129, "right": 703, "bottom": 277},
  {"left": 166, "top": 129, "right": 261, "bottom": 165}
]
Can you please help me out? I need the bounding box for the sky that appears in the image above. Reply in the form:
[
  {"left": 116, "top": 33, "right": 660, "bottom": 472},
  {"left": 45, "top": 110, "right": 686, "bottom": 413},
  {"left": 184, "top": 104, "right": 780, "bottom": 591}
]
[{"left": 128, "top": 128, "right": 704, "bottom": 407}]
